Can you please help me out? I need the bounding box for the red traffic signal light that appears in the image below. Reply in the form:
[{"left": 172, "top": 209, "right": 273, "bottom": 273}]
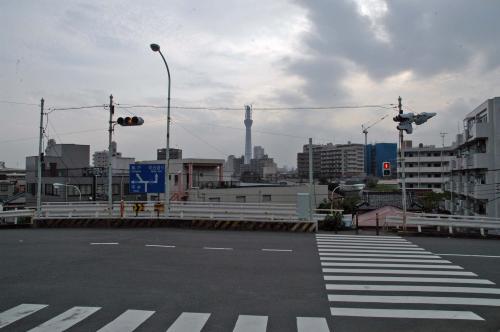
[
  {"left": 382, "top": 161, "right": 391, "bottom": 177},
  {"left": 117, "top": 116, "right": 144, "bottom": 126},
  {"left": 383, "top": 162, "right": 390, "bottom": 169}
]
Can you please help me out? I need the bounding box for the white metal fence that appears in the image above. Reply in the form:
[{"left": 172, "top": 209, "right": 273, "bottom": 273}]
[
  {"left": 386, "top": 213, "right": 500, "bottom": 235},
  {"left": 0, "top": 209, "right": 36, "bottom": 225}
]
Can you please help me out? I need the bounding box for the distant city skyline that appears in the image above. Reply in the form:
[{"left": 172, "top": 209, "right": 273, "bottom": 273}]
[{"left": 2, "top": 1, "right": 500, "bottom": 168}]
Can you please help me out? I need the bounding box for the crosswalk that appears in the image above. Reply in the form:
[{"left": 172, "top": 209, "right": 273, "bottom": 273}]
[
  {"left": 316, "top": 233, "right": 500, "bottom": 321},
  {"left": 0, "top": 304, "right": 330, "bottom": 331}
]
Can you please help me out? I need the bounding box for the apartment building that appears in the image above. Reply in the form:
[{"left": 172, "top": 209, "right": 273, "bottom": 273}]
[
  {"left": 397, "top": 140, "right": 454, "bottom": 192},
  {"left": 447, "top": 97, "right": 500, "bottom": 217}
]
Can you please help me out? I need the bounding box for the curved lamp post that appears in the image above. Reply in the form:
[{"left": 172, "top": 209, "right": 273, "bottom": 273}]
[
  {"left": 330, "top": 183, "right": 365, "bottom": 214},
  {"left": 150, "top": 43, "right": 171, "bottom": 217},
  {"left": 53, "top": 183, "right": 82, "bottom": 201}
]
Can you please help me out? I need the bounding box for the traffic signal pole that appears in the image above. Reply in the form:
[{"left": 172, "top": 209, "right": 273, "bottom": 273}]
[
  {"left": 108, "top": 95, "right": 114, "bottom": 216},
  {"left": 36, "top": 98, "right": 44, "bottom": 217},
  {"left": 398, "top": 96, "right": 408, "bottom": 231}
]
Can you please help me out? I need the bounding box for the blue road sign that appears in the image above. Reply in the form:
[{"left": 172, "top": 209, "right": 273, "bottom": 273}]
[{"left": 129, "top": 164, "right": 165, "bottom": 193}]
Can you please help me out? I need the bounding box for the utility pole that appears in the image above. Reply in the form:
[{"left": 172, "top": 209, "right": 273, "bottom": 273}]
[
  {"left": 108, "top": 95, "right": 114, "bottom": 215},
  {"left": 440, "top": 132, "right": 447, "bottom": 192},
  {"left": 308, "top": 138, "right": 314, "bottom": 222},
  {"left": 36, "top": 98, "right": 44, "bottom": 217},
  {"left": 398, "top": 96, "right": 408, "bottom": 231}
]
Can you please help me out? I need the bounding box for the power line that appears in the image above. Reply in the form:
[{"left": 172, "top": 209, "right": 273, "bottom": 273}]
[{"left": 0, "top": 100, "right": 40, "bottom": 106}]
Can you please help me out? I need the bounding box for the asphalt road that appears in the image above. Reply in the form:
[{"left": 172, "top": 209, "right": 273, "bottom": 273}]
[{"left": 0, "top": 228, "right": 499, "bottom": 331}]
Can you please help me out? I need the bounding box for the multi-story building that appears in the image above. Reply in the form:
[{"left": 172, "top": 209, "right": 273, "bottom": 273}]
[
  {"left": 298, "top": 142, "right": 365, "bottom": 180},
  {"left": 365, "top": 143, "right": 397, "bottom": 177},
  {"left": 447, "top": 97, "right": 500, "bottom": 217},
  {"left": 397, "top": 140, "right": 454, "bottom": 192},
  {"left": 240, "top": 155, "right": 278, "bottom": 182},
  {"left": 93, "top": 141, "right": 135, "bottom": 173},
  {"left": 253, "top": 146, "right": 265, "bottom": 160}
]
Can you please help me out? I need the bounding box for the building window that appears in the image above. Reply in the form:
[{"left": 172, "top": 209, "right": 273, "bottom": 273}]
[
  {"left": 112, "top": 184, "right": 120, "bottom": 195},
  {"left": 80, "top": 184, "right": 92, "bottom": 195},
  {"left": 28, "top": 183, "right": 36, "bottom": 195},
  {"left": 44, "top": 184, "right": 54, "bottom": 196},
  {"left": 209, "top": 197, "right": 220, "bottom": 202},
  {"left": 262, "top": 195, "right": 272, "bottom": 202},
  {"left": 0, "top": 184, "right": 8, "bottom": 192}
]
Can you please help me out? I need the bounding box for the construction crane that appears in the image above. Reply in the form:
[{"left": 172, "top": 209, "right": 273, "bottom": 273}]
[{"left": 362, "top": 114, "right": 389, "bottom": 175}]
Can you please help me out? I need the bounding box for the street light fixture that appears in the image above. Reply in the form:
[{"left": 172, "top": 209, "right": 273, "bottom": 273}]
[
  {"left": 150, "top": 43, "right": 171, "bottom": 217},
  {"left": 330, "top": 184, "right": 365, "bottom": 214},
  {"left": 53, "top": 183, "right": 82, "bottom": 201}
]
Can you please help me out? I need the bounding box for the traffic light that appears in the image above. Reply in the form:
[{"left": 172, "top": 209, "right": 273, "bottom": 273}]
[
  {"left": 117, "top": 116, "right": 144, "bottom": 126},
  {"left": 393, "top": 112, "right": 414, "bottom": 134},
  {"left": 382, "top": 161, "right": 391, "bottom": 177}
]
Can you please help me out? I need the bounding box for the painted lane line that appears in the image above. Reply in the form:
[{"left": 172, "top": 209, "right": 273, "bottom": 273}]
[
  {"left": 232, "top": 315, "right": 268, "bottom": 332},
  {"left": 328, "top": 294, "right": 500, "bottom": 306},
  {"left": 319, "top": 253, "right": 441, "bottom": 258},
  {"left": 27, "top": 306, "right": 101, "bottom": 332},
  {"left": 145, "top": 244, "right": 176, "bottom": 248},
  {"left": 90, "top": 242, "right": 119, "bottom": 245},
  {"left": 437, "top": 253, "right": 500, "bottom": 258},
  {"left": 318, "top": 249, "right": 433, "bottom": 254},
  {"left": 321, "top": 262, "right": 463, "bottom": 269},
  {"left": 320, "top": 257, "right": 451, "bottom": 263},
  {"left": 330, "top": 308, "right": 483, "bottom": 320},
  {"left": 316, "top": 238, "right": 410, "bottom": 244},
  {"left": 325, "top": 284, "right": 500, "bottom": 295},
  {"left": 203, "top": 247, "right": 233, "bottom": 250},
  {"left": 261, "top": 249, "right": 293, "bottom": 252},
  {"left": 96, "top": 310, "right": 155, "bottom": 332},
  {"left": 322, "top": 268, "right": 476, "bottom": 276},
  {"left": 296, "top": 317, "right": 330, "bottom": 332},
  {"left": 324, "top": 276, "right": 494, "bottom": 284},
  {"left": 316, "top": 241, "right": 415, "bottom": 247},
  {"left": 317, "top": 245, "right": 422, "bottom": 250},
  {"left": 0, "top": 304, "right": 48, "bottom": 329},
  {"left": 316, "top": 234, "right": 402, "bottom": 239},
  {"left": 166, "top": 312, "right": 210, "bottom": 332}
]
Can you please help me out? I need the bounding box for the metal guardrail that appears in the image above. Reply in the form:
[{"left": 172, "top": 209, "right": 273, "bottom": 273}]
[
  {"left": 37, "top": 201, "right": 308, "bottom": 223},
  {"left": 0, "top": 209, "right": 36, "bottom": 225},
  {"left": 386, "top": 213, "right": 500, "bottom": 236}
]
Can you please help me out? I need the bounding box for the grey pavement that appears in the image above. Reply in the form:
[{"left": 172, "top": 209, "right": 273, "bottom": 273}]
[{"left": 1, "top": 228, "right": 500, "bottom": 331}]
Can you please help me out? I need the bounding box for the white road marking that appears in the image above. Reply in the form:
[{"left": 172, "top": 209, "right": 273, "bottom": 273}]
[
  {"left": 316, "top": 241, "right": 415, "bottom": 247},
  {"left": 321, "top": 262, "right": 462, "bottom": 269},
  {"left": 325, "top": 284, "right": 500, "bottom": 294},
  {"left": 316, "top": 234, "right": 402, "bottom": 239},
  {"left": 319, "top": 253, "right": 441, "bottom": 258},
  {"left": 232, "top": 315, "right": 268, "bottom": 332},
  {"left": 437, "top": 253, "right": 500, "bottom": 258},
  {"left": 328, "top": 294, "right": 500, "bottom": 306},
  {"left": 203, "top": 247, "right": 233, "bottom": 250},
  {"left": 90, "top": 243, "right": 119, "bottom": 245},
  {"left": 318, "top": 249, "right": 432, "bottom": 254},
  {"left": 296, "top": 317, "right": 330, "bottom": 332},
  {"left": 28, "top": 306, "right": 101, "bottom": 332},
  {"left": 317, "top": 245, "right": 422, "bottom": 250},
  {"left": 96, "top": 310, "right": 155, "bottom": 332},
  {"left": 330, "top": 307, "right": 484, "bottom": 320},
  {"left": 261, "top": 249, "right": 293, "bottom": 252},
  {"left": 0, "top": 304, "right": 48, "bottom": 329},
  {"left": 320, "top": 257, "right": 451, "bottom": 263},
  {"left": 166, "top": 312, "right": 210, "bottom": 332},
  {"left": 322, "top": 268, "right": 476, "bottom": 276},
  {"left": 145, "top": 244, "right": 176, "bottom": 248},
  {"left": 316, "top": 238, "right": 410, "bottom": 244},
  {"left": 324, "top": 276, "right": 494, "bottom": 284}
]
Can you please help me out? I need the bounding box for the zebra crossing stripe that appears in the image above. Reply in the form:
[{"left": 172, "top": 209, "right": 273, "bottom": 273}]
[
  {"left": 317, "top": 245, "right": 423, "bottom": 250},
  {"left": 0, "top": 304, "right": 48, "bottom": 329},
  {"left": 324, "top": 276, "right": 494, "bottom": 284},
  {"left": 166, "top": 312, "right": 210, "bottom": 332},
  {"left": 319, "top": 257, "right": 451, "bottom": 263},
  {"left": 318, "top": 249, "right": 433, "bottom": 254},
  {"left": 328, "top": 294, "right": 500, "bottom": 306},
  {"left": 316, "top": 239, "right": 409, "bottom": 244},
  {"left": 296, "top": 317, "right": 330, "bottom": 331},
  {"left": 316, "top": 234, "right": 402, "bottom": 239},
  {"left": 330, "top": 307, "right": 484, "bottom": 320},
  {"left": 232, "top": 315, "right": 268, "bottom": 332},
  {"left": 319, "top": 253, "right": 441, "bottom": 258},
  {"left": 27, "top": 306, "right": 101, "bottom": 332},
  {"left": 321, "top": 262, "right": 462, "bottom": 269},
  {"left": 325, "top": 284, "right": 500, "bottom": 294},
  {"left": 322, "top": 268, "right": 476, "bottom": 276},
  {"left": 316, "top": 241, "right": 416, "bottom": 247},
  {"left": 96, "top": 310, "right": 155, "bottom": 332}
]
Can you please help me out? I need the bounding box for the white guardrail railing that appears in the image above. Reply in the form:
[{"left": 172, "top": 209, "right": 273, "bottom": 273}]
[
  {"left": 386, "top": 213, "right": 500, "bottom": 235},
  {"left": 0, "top": 209, "right": 36, "bottom": 225},
  {"left": 35, "top": 201, "right": 310, "bottom": 223}
]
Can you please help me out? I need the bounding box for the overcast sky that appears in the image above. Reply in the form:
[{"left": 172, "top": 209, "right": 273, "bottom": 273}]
[{"left": 1, "top": 0, "right": 500, "bottom": 169}]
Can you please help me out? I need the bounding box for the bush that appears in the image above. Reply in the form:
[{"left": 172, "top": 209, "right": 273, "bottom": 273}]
[{"left": 319, "top": 212, "right": 344, "bottom": 231}]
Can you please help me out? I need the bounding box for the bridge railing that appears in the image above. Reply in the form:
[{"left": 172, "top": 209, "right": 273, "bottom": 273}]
[
  {"left": 385, "top": 213, "right": 500, "bottom": 235},
  {"left": 0, "top": 209, "right": 36, "bottom": 225}
]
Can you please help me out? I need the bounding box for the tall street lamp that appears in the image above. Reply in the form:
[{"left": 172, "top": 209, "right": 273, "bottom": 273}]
[
  {"left": 150, "top": 43, "right": 171, "bottom": 217},
  {"left": 53, "top": 183, "right": 82, "bottom": 201}
]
